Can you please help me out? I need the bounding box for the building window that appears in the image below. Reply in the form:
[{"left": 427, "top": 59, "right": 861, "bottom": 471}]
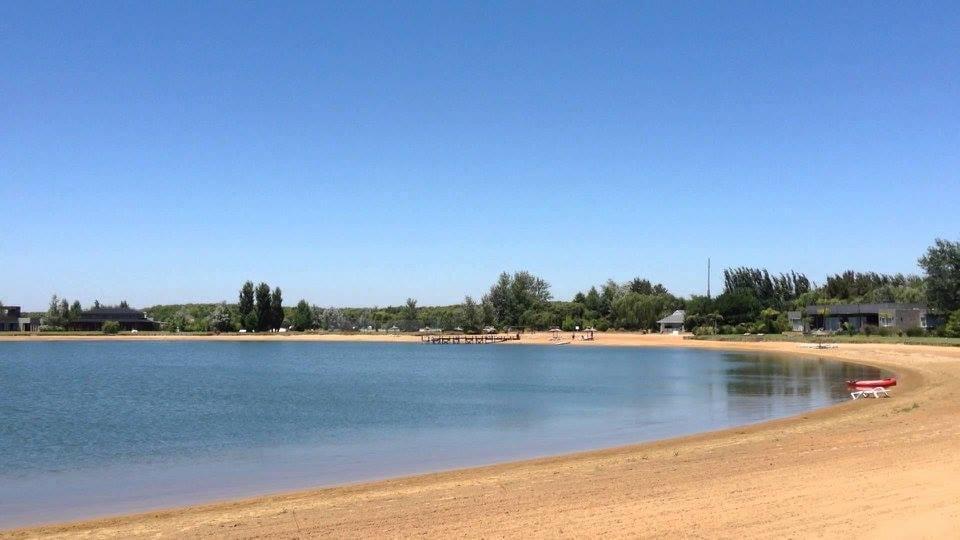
[
  {"left": 879, "top": 313, "right": 894, "bottom": 327},
  {"left": 920, "top": 314, "right": 927, "bottom": 329}
]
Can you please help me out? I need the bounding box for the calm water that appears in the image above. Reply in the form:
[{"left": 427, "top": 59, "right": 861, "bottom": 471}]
[{"left": 0, "top": 341, "right": 881, "bottom": 527}]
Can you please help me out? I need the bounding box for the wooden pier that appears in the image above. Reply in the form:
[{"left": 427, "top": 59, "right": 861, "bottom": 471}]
[{"left": 419, "top": 333, "right": 521, "bottom": 344}]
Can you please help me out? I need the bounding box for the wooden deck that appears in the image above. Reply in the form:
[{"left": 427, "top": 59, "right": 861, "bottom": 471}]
[{"left": 419, "top": 333, "right": 521, "bottom": 344}]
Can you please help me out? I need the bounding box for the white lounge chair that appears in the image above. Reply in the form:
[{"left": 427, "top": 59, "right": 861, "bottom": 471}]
[{"left": 850, "top": 387, "right": 891, "bottom": 400}]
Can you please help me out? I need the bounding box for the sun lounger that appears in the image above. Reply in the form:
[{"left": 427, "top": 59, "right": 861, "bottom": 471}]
[{"left": 850, "top": 387, "right": 891, "bottom": 400}]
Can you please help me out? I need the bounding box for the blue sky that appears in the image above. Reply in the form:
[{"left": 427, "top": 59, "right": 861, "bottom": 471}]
[{"left": 2, "top": 1, "right": 959, "bottom": 310}]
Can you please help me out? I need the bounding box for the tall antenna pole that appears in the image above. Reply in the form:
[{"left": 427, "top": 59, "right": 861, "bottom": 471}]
[{"left": 707, "top": 257, "right": 711, "bottom": 299}]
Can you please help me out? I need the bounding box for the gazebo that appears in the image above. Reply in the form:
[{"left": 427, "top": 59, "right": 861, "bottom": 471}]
[{"left": 657, "top": 310, "right": 686, "bottom": 334}]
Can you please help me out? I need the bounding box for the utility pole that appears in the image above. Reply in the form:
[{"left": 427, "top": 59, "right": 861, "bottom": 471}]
[{"left": 707, "top": 257, "right": 711, "bottom": 299}]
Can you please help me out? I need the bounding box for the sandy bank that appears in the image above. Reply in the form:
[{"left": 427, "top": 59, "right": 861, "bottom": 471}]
[{"left": 3, "top": 335, "right": 960, "bottom": 538}]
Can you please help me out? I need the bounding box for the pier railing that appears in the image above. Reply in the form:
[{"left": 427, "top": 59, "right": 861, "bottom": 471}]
[{"left": 419, "top": 333, "right": 521, "bottom": 344}]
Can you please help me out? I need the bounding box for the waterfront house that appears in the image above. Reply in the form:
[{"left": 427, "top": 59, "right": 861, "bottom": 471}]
[
  {"left": 787, "top": 311, "right": 805, "bottom": 332},
  {"left": 0, "top": 306, "right": 40, "bottom": 332},
  {"left": 66, "top": 306, "right": 161, "bottom": 332},
  {"left": 657, "top": 310, "right": 686, "bottom": 333},
  {"left": 801, "top": 303, "right": 942, "bottom": 333}
]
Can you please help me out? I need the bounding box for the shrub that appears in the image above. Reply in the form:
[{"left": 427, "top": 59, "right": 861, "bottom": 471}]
[
  {"left": 945, "top": 310, "right": 960, "bottom": 338},
  {"left": 877, "top": 326, "right": 892, "bottom": 337},
  {"left": 692, "top": 326, "right": 716, "bottom": 336},
  {"left": 102, "top": 321, "right": 121, "bottom": 334},
  {"left": 719, "top": 325, "right": 736, "bottom": 335},
  {"left": 862, "top": 325, "right": 879, "bottom": 336},
  {"left": 905, "top": 327, "right": 925, "bottom": 337}
]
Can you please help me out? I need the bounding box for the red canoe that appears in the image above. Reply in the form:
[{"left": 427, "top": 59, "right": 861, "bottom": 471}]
[{"left": 846, "top": 378, "right": 897, "bottom": 388}]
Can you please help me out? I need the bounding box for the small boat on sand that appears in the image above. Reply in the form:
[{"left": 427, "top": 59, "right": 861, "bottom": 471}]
[{"left": 846, "top": 377, "right": 897, "bottom": 388}]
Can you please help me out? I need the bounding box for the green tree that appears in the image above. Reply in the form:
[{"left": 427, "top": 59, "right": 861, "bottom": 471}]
[
  {"left": 627, "top": 278, "right": 654, "bottom": 295},
  {"left": 481, "top": 299, "right": 495, "bottom": 326},
  {"left": 239, "top": 281, "right": 255, "bottom": 330},
  {"left": 485, "top": 271, "right": 552, "bottom": 327},
  {"left": 919, "top": 239, "right": 960, "bottom": 313},
  {"left": 599, "top": 279, "right": 622, "bottom": 319},
  {"left": 119, "top": 300, "right": 129, "bottom": 309},
  {"left": 944, "top": 310, "right": 960, "bottom": 338},
  {"left": 292, "top": 299, "right": 314, "bottom": 330},
  {"left": 243, "top": 312, "right": 258, "bottom": 332},
  {"left": 102, "top": 321, "right": 121, "bottom": 334},
  {"left": 208, "top": 303, "right": 233, "bottom": 332},
  {"left": 612, "top": 292, "right": 678, "bottom": 331},
  {"left": 169, "top": 310, "right": 189, "bottom": 332},
  {"left": 58, "top": 298, "right": 69, "bottom": 323},
  {"left": 461, "top": 296, "right": 482, "bottom": 333},
  {"left": 45, "top": 295, "right": 67, "bottom": 328},
  {"left": 759, "top": 307, "right": 785, "bottom": 333},
  {"left": 270, "top": 287, "right": 284, "bottom": 330},
  {"left": 584, "top": 286, "right": 601, "bottom": 313},
  {"left": 485, "top": 273, "right": 515, "bottom": 325},
  {"left": 714, "top": 290, "right": 761, "bottom": 326},
  {"left": 403, "top": 298, "right": 419, "bottom": 322},
  {"left": 254, "top": 283, "right": 272, "bottom": 331},
  {"left": 685, "top": 295, "right": 714, "bottom": 317},
  {"left": 611, "top": 292, "right": 645, "bottom": 329},
  {"left": 69, "top": 300, "right": 83, "bottom": 322}
]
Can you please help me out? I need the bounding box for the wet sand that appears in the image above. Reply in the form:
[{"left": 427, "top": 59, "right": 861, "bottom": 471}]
[{"left": 3, "top": 333, "right": 959, "bottom": 538}]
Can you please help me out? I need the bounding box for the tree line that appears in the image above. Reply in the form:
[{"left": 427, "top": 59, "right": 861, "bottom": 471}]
[
  {"left": 40, "top": 296, "right": 128, "bottom": 330},
  {"left": 29, "top": 237, "right": 960, "bottom": 337},
  {"left": 684, "top": 239, "right": 959, "bottom": 336}
]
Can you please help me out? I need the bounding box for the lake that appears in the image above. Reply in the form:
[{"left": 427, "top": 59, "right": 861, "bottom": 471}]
[{"left": 0, "top": 341, "right": 882, "bottom": 528}]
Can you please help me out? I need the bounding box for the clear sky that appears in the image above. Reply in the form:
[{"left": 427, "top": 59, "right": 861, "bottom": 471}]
[{"left": 3, "top": 1, "right": 959, "bottom": 310}]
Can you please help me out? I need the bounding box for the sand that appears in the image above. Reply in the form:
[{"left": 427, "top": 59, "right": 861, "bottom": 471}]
[{"left": 3, "top": 333, "right": 960, "bottom": 539}]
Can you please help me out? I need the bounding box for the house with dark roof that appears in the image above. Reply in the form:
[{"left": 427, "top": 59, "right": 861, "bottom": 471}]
[
  {"left": 796, "top": 303, "right": 943, "bottom": 333},
  {"left": 66, "top": 306, "right": 161, "bottom": 332},
  {"left": 0, "top": 306, "right": 40, "bottom": 332},
  {"left": 657, "top": 310, "right": 686, "bottom": 333}
]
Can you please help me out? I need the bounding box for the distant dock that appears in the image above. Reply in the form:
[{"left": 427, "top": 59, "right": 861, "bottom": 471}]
[{"left": 419, "top": 333, "right": 520, "bottom": 344}]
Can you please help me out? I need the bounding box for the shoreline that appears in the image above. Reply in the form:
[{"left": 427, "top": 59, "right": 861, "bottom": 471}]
[{"left": 4, "top": 335, "right": 959, "bottom": 538}]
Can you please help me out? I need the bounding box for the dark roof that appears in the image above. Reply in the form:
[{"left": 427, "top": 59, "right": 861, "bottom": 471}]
[
  {"left": 78, "top": 307, "right": 154, "bottom": 321},
  {"left": 657, "top": 310, "right": 686, "bottom": 324},
  {"left": 803, "top": 303, "right": 927, "bottom": 316}
]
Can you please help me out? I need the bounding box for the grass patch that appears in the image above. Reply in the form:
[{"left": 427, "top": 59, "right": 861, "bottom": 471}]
[
  {"left": 686, "top": 334, "right": 960, "bottom": 347},
  {"left": 895, "top": 402, "right": 920, "bottom": 413}
]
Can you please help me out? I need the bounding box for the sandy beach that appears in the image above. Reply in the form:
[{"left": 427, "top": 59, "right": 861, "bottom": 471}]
[{"left": 3, "top": 333, "right": 959, "bottom": 538}]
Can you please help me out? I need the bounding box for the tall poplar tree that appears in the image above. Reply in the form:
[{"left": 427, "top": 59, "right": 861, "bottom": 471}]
[
  {"left": 239, "top": 281, "right": 255, "bottom": 330},
  {"left": 254, "top": 282, "right": 272, "bottom": 331},
  {"left": 292, "top": 299, "right": 313, "bottom": 330},
  {"left": 270, "top": 287, "right": 283, "bottom": 330}
]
